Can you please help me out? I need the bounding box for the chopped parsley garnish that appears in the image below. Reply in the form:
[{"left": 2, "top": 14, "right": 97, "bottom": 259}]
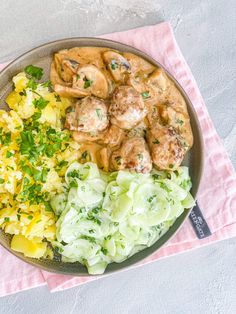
[
  {"left": 101, "top": 247, "right": 108, "bottom": 255},
  {"left": 87, "top": 215, "right": 102, "bottom": 225},
  {"left": 137, "top": 153, "right": 143, "bottom": 161},
  {"left": 176, "top": 119, "right": 184, "bottom": 126},
  {"left": 110, "top": 60, "right": 118, "bottom": 70},
  {"left": 96, "top": 108, "right": 103, "bottom": 120},
  {"left": 141, "top": 91, "right": 150, "bottom": 99},
  {"left": 4, "top": 217, "right": 10, "bottom": 222},
  {"left": 24, "top": 65, "right": 43, "bottom": 80},
  {"left": 33, "top": 97, "right": 49, "bottom": 110},
  {"left": 0, "top": 132, "right": 11, "bottom": 146},
  {"left": 57, "top": 160, "right": 68, "bottom": 169},
  {"left": 19, "top": 89, "right": 27, "bottom": 96},
  {"left": 0, "top": 178, "right": 4, "bottom": 184},
  {"left": 147, "top": 195, "right": 157, "bottom": 203},
  {"left": 81, "top": 150, "right": 88, "bottom": 159},
  {"left": 152, "top": 174, "right": 160, "bottom": 181},
  {"left": 31, "top": 112, "right": 42, "bottom": 120},
  {"left": 83, "top": 78, "right": 93, "bottom": 89},
  {"left": 41, "top": 80, "right": 52, "bottom": 88},
  {"left": 76, "top": 74, "right": 80, "bottom": 80},
  {"left": 6, "top": 151, "right": 14, "bottom": 158},
  {"left": 169, "top": 164, "right": 174, "bottom": 169},
  {"left": 159, "top": 182, "right": 172, "bottom": 193},
  {"left": 114, "top": 156, "right": 122, "bottom": 166},
  {"left": 27, "top": 215, "right": 33, "bottom": 220},
  {"left": 26, "top": 79, "right": 38, "bottom": 91},
  {"left": 54, "top": 94, "right": 61, "bottom": 102},
  {"left": 22, "top": 165, "right": 32, "bottom": 176},
  {"left": 81, "top": 235, "right": 96, "bottom": 244},
  {"left": 152, "top": 139, "right": 160, "bottom": 144}
]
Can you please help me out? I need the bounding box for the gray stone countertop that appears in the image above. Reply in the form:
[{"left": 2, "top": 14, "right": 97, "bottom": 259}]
[{"left": 0, "top": 1, "right": 236, "bottom": 313}]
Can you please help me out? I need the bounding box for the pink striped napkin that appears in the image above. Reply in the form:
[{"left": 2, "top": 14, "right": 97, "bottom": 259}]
[{"left": 1, "top": 22, "right": 236, "bottom": 297}]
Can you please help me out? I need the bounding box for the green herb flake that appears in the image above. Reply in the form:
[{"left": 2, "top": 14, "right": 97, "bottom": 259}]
[
  {"left": 44, "top": 202, "right": 53, "bottom": 212},
  {"left": 81, "top": 151, "right": 88, "bottom": 159},
  {"left": 17, "top": 214, "right": 21, "bottom": 221},
  {"left": 31, "top": 112, "right": 42, "bottom": 121},
  {"left": 83, "top": 78, "right": 93, "bottom": 89},
  {"left": 96, "top": 108, "right": 103, "bottom": 120},
  {"left": 4, "top": 217, "right": 10, "bottom": 222},
  {"left": 54, "top": 94, "right": 61, "bottom": 102},
  {"left": 57, "top": 160, "right": 68, "bottom": 169},
  {"left": 76, "top": 74, "right": 80, "bottom": 80},
  {"left": 152, "top": 139, "right": 160, "bottom": 145},
  {"left": 26, "top": 79, "right": 38, "bottom": 91},
  {"left": 110, "top": 60, "right": 118, "bottom": 70},
  {"left": 81, "top": 235, "right": 96, "bottom": 244},
  {"left": 22, "top": 165, "right": 32, "bottom": 176},
  {"left": 0, "top": 178, "right": 4, "bottom": 184},
  {"left": 27, "top": 215, "right": 33, "bottom": 220},
  {"left": 6, "top": 151, "right": 14, "bottom": 158},
  {"left": 141, "top": 91, "right": 150, "bottom": 99},
  {"left": 41, "top": 80, "right": 52, "bottom": 88},
  {"left": 176, "top": 119, "right": 184, "bottom": 126},
  {"left": 19, "top": 89, "right": 27, "bottom": 96},
  {"left": 169, "top": 164, "right": 174, "bottom": 169},
  {"left": 24, "top": 65, "right": 43, "bottom": 80},
  {"left": 137, "top": 153, "right": 143, "bottom": 161},
  {"left": 33, "top": 97, "right": 49, "bottom": 110},
  {"left": 101, "top": 247, "right": 108, "bottom": 255},
  {"left": 159, "top": 182, "right": 172, "bottom": 193},
  {"left": 1, "top": 132, "right": 11, "bottom": 146},
  {"left": 114, "top": 156, "right": 122, "bottom": 166}
]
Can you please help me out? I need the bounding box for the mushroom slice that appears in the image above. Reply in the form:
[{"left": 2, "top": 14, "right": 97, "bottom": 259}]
[
  {"left": 54, "top": 84, "right": 89, "bottom": 98},
  {"left": 97, "top": 147, "right": 111, "bottom": 172},
  {"left": 72, "top": 131, "right": 103, "bottom": 143},
  {"left": 123, "top": 53, "right": 155, "bottom": 74},
  {"left": 98, "top": 124, "right": 125, "bottom": 148},
  {"left": 72, "top": 64, "right": 109, "bottom": 99},
  {"left": 102, "top": 50, "right": 131, "bottom": 83},
  {"left": 54, "top": 54, "right": 77, "bottom": 83},
  {"left": 147, "top": 68, "right": 169, "bottom": 92}
]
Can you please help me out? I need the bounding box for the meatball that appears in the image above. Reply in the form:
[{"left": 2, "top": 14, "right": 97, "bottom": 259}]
[
  {"left": 65, "top": 96, "right": 109, "bottom": 133},
  {"left": 147, "top": 126, "right": 186, "bottom": 171},
  {"left": 109, "top": 86, "right": 147, "bottom": 130},
  {"left": 111, "top": 137, "right": 152, "bottom": 173}
]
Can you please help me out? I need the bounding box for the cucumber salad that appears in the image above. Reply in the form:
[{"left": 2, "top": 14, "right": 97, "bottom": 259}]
[{"left": 51, "top": 162, "right": 194, "bottom": 274}]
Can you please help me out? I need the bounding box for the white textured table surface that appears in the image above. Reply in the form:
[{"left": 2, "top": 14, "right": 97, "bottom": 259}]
[{"left": 0, "top": 1, "right": 236, "bottom": 313}]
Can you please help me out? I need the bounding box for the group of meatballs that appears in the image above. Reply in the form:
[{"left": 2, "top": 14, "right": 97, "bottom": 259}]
[{"left": 51, "top": 48, "right": 193, "bottom": 174}]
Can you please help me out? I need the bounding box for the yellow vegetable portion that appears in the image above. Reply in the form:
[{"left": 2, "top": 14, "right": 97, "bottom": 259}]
[
  {"left": 11, "top": 234, "right": 47, "bottom": 258},
  {"left": 0, "top": 67, "right": 81, "bottom": 259}
]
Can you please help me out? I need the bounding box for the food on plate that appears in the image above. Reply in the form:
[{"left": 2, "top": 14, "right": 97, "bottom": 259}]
[
  {"left": 110, "top": 137, "right": 152, "bottom": 173},
  {"left": 147, "top": 125, "right": 186, "bottom": 171},
  {"left": 65, "top": 96, "right": 109, "bottom": 133},
  {"left": 0, "top": 46, "right": 195, "bottom": 274},
  {"left": 51, "top": 162, "right": 194, "bottom": 274},
  {"left": 109, "top": 85, "right": 147, "bottom": 130}
]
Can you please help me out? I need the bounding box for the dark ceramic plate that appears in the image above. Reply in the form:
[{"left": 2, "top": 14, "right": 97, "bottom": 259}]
[{"left": 0, "top": 38, "right": 203, "bottom": 276}]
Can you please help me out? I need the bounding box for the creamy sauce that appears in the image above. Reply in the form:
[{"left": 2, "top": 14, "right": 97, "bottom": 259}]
[{"left": 51, "top": 47, "right": 193, "bottom": 172}]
